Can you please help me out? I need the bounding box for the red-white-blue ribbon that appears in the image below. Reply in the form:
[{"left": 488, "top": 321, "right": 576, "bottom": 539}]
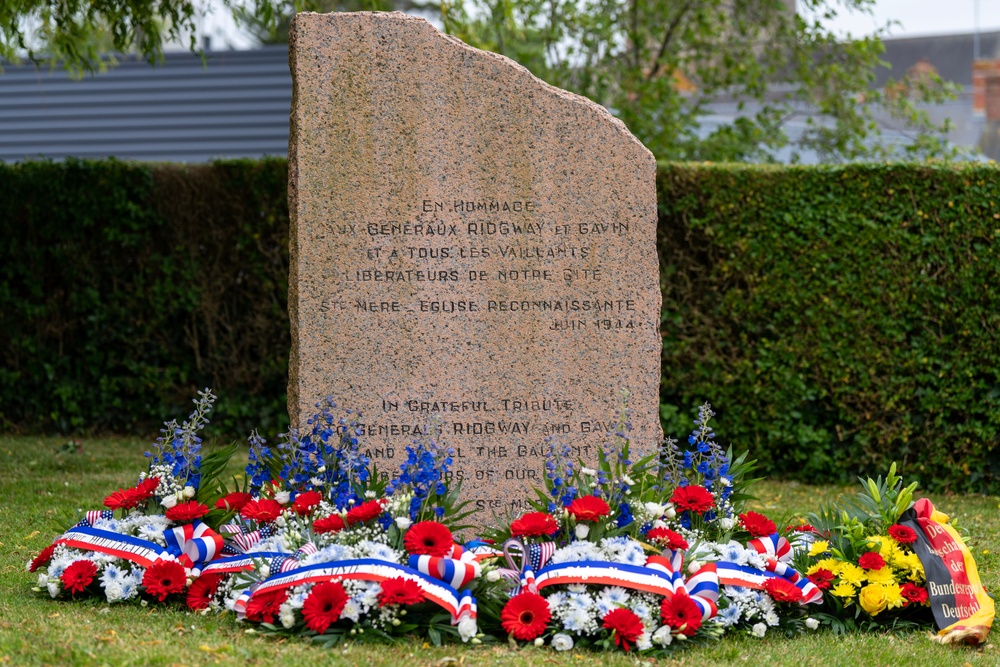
[
  {"left": 716, "top": 560, "right": 822, "bottom": 604},
  {"left": 747, "top": 533, "right": 792, "bottom": 563},
  {"left": 242, "top": 558, "right": 474, "bottom": 623},
  {"left": 164, "top": 520, "right": 224, "bottom": 569},
  {"left": 54, "top": 526, "right": 172, "bottom": 568}
]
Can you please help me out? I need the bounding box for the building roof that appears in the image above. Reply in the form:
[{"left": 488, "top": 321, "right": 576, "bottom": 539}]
[
  {"left": 0, "top": 46, "right": 291, "bottom": 163},
  {"left": 875, "top": 30, "right": 1000, "bottom": 87}
]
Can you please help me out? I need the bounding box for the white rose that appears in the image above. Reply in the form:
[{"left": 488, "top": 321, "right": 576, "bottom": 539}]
[
  {"left": 259, "top": 565, "right": 270, "bottom": 578},
  {"left": 182, "top": 486, "right": 196, "bottom": 499},
  {"left": 279, "top": 604, "right": 296, "bottom": 629},
  {"left": 276, "top": 515, "right": 288, "bottom": 528},
  {"left": 47, "top": 581, "right": 61, "bottom": 598},
  {"left": 752, "top": 622, "right": 767, "bottom": 638},
  {"left": 457, "top": 617, "right": 478, "bottom": 642},
  {"left": 274, "top": 492, "right": 291, "bottom": 505},
  {"left": 644, "top": 502, "right": 665, "bottom": 518},
  {"left": 395, "top": 517, "right": 412, "bottom": 530},
  {"left": 317, "top": 466, "right": 326, "bottom": 473},
  {"left": 651, "top": 626, "right": 673, "bottom": 646},
  {"left": 160, "top": 495, "right": 178, "bottom": 509},
  {"left": 652, "top": 519, "right": 667, "bottom": 529},
  {"left": 665, "top": 506, "right": 677, "bottom": 519},
  {"left": 533, "top": 637, "right": 545, "bottom": 647},
  {"left": 805, "top": 618, "right": 820, "bottom": 630},
  {"left": 574, "top": 524, "right": 590, "bottom": 540},
  {"left": 486, "top": 570, "right": 501, "bottom": 583},
  {"left": 688, "top": 562, "right": 703, "bottom": 574},
  {"left": 551, "top": 633, "right": 574, "bottom": 651},
  {"left": 718, "top": 517, "right": 736, "bottom": 530}
]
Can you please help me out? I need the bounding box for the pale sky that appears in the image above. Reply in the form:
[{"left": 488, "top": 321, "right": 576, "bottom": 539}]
[
  {"left": 190, "top": 0, "right": 1000, "bottom": 52},
  {"left": 820, "top": 0, "right": 1000, "bottom": 39}
]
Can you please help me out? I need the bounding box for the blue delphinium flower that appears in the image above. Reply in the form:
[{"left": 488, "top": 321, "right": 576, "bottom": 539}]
[
  {"left": 544, "top": 438, "right": 578, "bottom": 508},
  {"left": 146, "top": 388, "right": 215, "bottom": 491},
  {"left": 385, "top": 417, "right": 455, "bottom": 521}
]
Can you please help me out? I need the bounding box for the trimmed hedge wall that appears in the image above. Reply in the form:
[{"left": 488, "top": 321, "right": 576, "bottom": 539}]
[
  {"left": 0, "top": 159, "right": 290, "bottom": 436},
  {"left": 1, "top": 159, "right": 997, "bottom": 492},
  {"left": 658, "top": 163, "right": 1000, "bottom": 493}
]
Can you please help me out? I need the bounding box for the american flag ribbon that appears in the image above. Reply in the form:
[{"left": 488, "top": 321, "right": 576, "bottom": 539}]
[
  {"left": 498, "top": 538, "right": 557, "bottom": 592},
  {"left": 77, "top": 510, "right": 115, "bottom": 527}
]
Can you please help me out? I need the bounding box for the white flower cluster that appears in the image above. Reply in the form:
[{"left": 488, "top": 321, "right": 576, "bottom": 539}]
[
  {"left": 549, "top": 536, "right": 646, "bottom": 566},
  {"left": 718, "top": 585, "right": 780, "bottom": 631},
  {"left": 544, "top": 584, "right": 666, "bottom": 650},
  {"left": 35, "top": 546, "right": 144, "bottom": 603}
]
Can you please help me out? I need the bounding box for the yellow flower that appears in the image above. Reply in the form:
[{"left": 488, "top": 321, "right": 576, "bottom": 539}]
[
  {"left": 883, "top": 583, "right": 905, "bottom": 610},
  {"left": 865, "top": 567, "right": 896, "bottom": 585},
  {"left": 808, "top": 558, "right": 841, "bottom": 576},
  {"left": 831, "top": 582, "right": 856, "bottom": 599},
  {"left": 808, "top": 541, "right": 830, "bottom": 557},
  {"left": 897, "top": 552, "right": 924, "bottom": 582},
  {"left": 859, "top": 584, "right": 888, "bottom": 616},
  {"left": 838, "top": 563, "right": 866, "bottom": 587},
  {"left": 877, "top": 538, "right": 905, "bottom": 567}
]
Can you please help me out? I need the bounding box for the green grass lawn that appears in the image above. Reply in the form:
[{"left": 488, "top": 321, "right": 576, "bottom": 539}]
[{"left": 1, "top": 436, "right": 998, "bottom": 666}]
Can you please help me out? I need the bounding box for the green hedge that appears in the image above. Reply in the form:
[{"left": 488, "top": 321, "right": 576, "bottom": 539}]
[
  {"left": 0, "top": 158, "right": 290, "bottom": 437},
  {"left": 657, "top": 163, "right": 1000, "bottom": 493},
  {"left": 1, "top": 159, "right": 997, "bottom": 492}
]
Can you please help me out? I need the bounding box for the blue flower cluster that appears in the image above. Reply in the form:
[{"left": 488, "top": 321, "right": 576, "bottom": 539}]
[
  {"left": 385, "top": 419, "right": 454, "bottom": 521},
  {"left": 661, "top": 403, "right": 734, "bottom": 521},
  {"left": 290, "top": 398, "right": 371, "bottom": 508},
  {"left": 544, "top": 438, "right": 579, "bottom": 511},
  {"left": 245, "top": 428, "right": 272, "bottom": 492},
  {"left": 145, "top": 388, "right": 215, "bottom": 490}
]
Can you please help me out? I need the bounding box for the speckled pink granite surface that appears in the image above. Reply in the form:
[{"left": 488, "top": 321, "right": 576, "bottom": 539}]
[{"left": 287, "top": 11, "right": 660, "bottom": 521}]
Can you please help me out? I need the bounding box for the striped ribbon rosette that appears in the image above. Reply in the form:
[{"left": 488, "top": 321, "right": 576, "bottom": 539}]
[{"left": 715, "top": 533, "right": 822, "bottom": 604}]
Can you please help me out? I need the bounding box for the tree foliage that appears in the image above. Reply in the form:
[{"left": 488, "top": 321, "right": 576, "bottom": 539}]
[{"left": 440, "top": 0, "right": 958, "bottom": 162}]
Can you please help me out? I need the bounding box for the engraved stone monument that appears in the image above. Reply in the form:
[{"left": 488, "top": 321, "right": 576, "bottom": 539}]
[{"left": 287, "top": 12, "right": 661, "bottom": 517}]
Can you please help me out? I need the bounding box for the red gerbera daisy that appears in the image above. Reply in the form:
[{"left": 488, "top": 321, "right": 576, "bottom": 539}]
[
  {"left": 186, "top": 573, "right": 223, "bottom": 610},
  {"left": 786, "top": 523, "right": 816, "bottom": 533},
  {"left": 28, "top": 544, "right": 57, "bottom": 573},
  {"left": 900, "top": 582, "right": 929, "bottom": 606},
  {"left": 567, "top": 495, "right": 612, "bottom": 522},
  {"left": 292, "top": 490, "right": 324, "bottom": 516},
  {"left": 165, "top": 500, "right": 210, "bottom": 523},
  {"left": 764, "top": 577, "right": 804, "bottom": 603},
  {"left": 302, "top": 581, "right": 348, "bottom": 633},
  {"left": 378, "top": 577, "right": 425, "bottom": 607},
  {"left": 807, "top": 568, "right": 835, "bottom": 590},
  {"left": 510, "top": 512, "right": 558, "bottom": 538},
  {"left": 345, "top": 499, "right": 385, "bottom": 525},
  {"left": 61, "top": 560, "right": 98, "bottom": 595},
  {"left": 739, "top": 511, "right": 777, "bottom": 537},
  {"left": 858, "top": 552, "right": 886, "bottom": 571},
  {"left": 245, "top": 589, "right": 288, "bottom": 624},
  {"left": 215, "top": 492, "right": 252, "bottom": 512},
  {"left": 313, "top": 514, "right": 346, "bottom": 534},
  {"left": 500, "top": 592, "right": 551, "bottom": 641},
  {"left": 602, "top": 608, "right": 645, "bottom": 652},
  {"left": 104, "top": 487, "right": 141, "bottom": 511},
  {"left": 669, "top": 486, "right": 714, "bottom": 515},
  {"left": 134, "top": 476, "right": 161, "bottom": 501},
  {"left": 647, "top": 527, "right": 689, "bottom": 551},
  {"left": 142, "top": 559, "right": 188, "bottom": 601},
  {"left": 240, "top": 498, "right": 283, "bottom": 523},
  {"left": 661, "top": 590, "right": 703, "bottom": 636},
  {"left": 888, "top": 524, "right": 918, "bottom": 545},
  {"left": 403, "top": 521, "right": 454, "bottom": 557}
]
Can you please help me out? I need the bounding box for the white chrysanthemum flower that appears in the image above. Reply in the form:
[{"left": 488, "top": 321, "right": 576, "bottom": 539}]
[
  {"left": 551, "top": 633, "right": 574, "bottom": 651},
  {"left": 567, "top": 592, "right": 594, "bottom": 611},
  {"left": 598, "top": 586, "right": 629, "bottom": 607},
  {"left": 119, "top": 577, "right": 139, "bottom": 600},
  {"left": 137, "top": 524, "right": 165, "bottom": 544},
  {"left": 279, "top": 602, "right": 296, "bottom": 628},
  {"left": 636, "top": 630, "right": 652, "bottom": 651},
  {"left": 552, "top": 541, "right": 605, "bottom": 564},
  {"left": 717, "top": 605, "right": 741, "bottom": 626},
  {"left": 457, "top": 617, "right": 477, "bottom": 642},
  {"left": 341, "top": 599, "right": 361, "bottom": 623},
  {"left": 764, "top": 610, "right": 780, "bottom": 626},
  {"left": 92, "top": 517, "right": 121, "bottom": 533},
  {"left": 652, "top": 626, "right": 673, "bottom": 646},
  {"left": 562, "top": 607, "right": 593, "bottom": 633},
  {"left": 566, "top": 583, "right": 587, "bottom": 593},
  {"left": 717, "top": 541, "right": 750, "bottom": 565},
  {"left": 747, "top": 552, "right": 767, "bottom": 569},
  {"left": 752, "top": 622, "right": 767, "bottom": 637},
  {"left": 546, "top": 591, "right": 567, "bottom": 609},
  {"left": 355, "top": 540, "right": 399, "bottom": 563},
  {"left": 581, "top": 467, "right": 597, "bottom": 476}
]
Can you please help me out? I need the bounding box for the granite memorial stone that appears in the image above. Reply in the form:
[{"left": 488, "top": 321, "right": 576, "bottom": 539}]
[{"left": 287, "top": 11, "right": 661, "bottom": 518}]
